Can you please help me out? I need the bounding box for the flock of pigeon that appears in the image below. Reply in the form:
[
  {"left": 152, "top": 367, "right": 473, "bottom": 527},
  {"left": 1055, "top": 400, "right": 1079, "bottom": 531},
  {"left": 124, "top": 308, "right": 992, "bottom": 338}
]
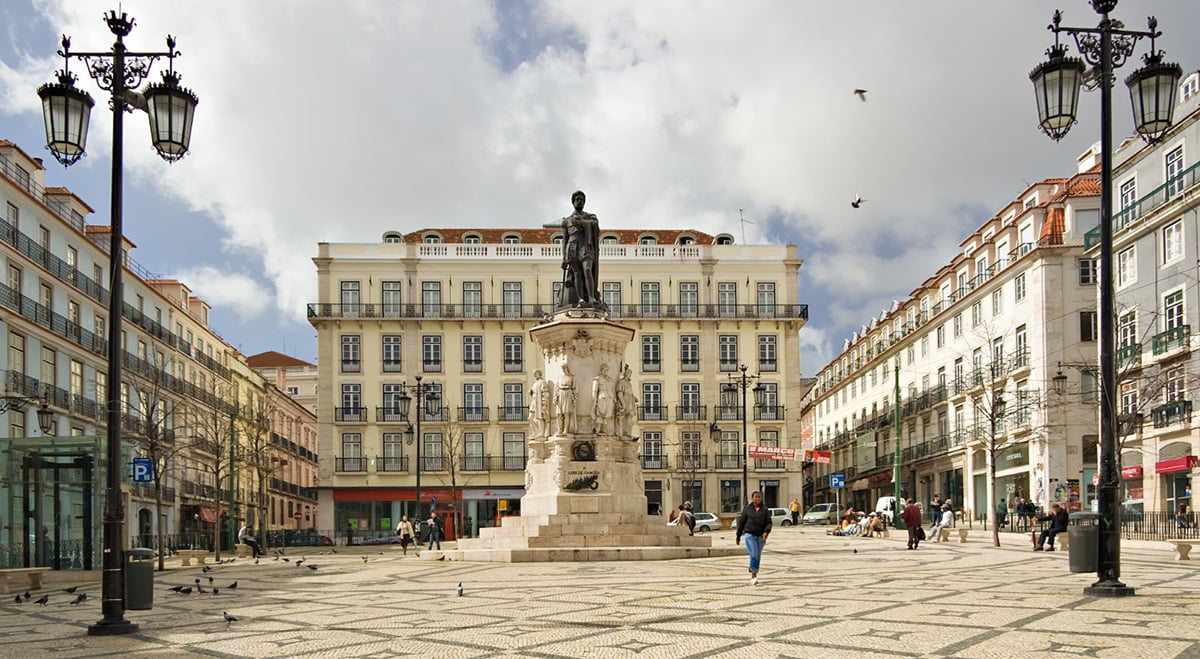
[{"left": 11, "top": 547, "right": 465, "bottom": 627}]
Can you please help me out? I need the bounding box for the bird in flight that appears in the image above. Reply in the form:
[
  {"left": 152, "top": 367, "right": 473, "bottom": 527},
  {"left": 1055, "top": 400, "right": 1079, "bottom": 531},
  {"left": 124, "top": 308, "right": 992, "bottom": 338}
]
[
  {"left": 853, "top": 89, "right": 868, "bottom": 102},
  {"left": 851, "top": 195, "right": 866, "bottom": 208},
  {"left": 223, "top": 611, "right": 238, "bottom": 625}
]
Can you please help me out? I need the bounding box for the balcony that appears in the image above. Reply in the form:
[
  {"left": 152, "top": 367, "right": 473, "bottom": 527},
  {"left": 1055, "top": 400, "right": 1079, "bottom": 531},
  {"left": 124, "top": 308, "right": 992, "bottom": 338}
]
[
  {"left": 496, "top": 406, "right": 528, "bottom": 422},
  {"left": 334, "top": 407, "right": 367, "bottom": 423},
  {"left": 759, "top": 358, "right": 777, "bottom": 373},
  {"left": 340, "top": 359, "right": 360, "bottom": 373},
  {"left": 335, "top": 457, "right": 366, "bottom": 472},
  {"left": 463, "top": 360, "right": 483, "bottom": 373},
  {"left": 715, "top": 453, "right": 742, "bottom": 470},
  {"left": 642, "top": 359, "right": 661, "bottom": 373},
  {"left": 1117, "top": 344, "right": 1142, "bottom": 369},
  {"left": 309, "top": 301, "right": 807, "bottom": 322},
  {"left": 422, "top": 360, "right": 442, "bottom": 373},
  {"left": 457, "top": 407, "right": 489, "bottom": 423},
  {"left": 755, "top": 458, "right": 783, "bottom": 469},
  {"left": 377, "top": 456, "right": 409, "bottom": 472},
  {"left": 1152, "top": 325, "right": 1190, "bottom": 356},
  {"left": 715, "top": 405, "right": 743, "bottom": 421},
  {"left": 753, "top": 406, "right": 785, "bottom": 421},
  {"left": 637, "top": 405, "right": 667, "bottom": 421},
  {"left": 421, "top": 406, "right": 450, "bottom": 423},
  {"left": 1085, "top": 159, "right": 1200, "bottom": 250},
  {"left": 675, "top": 453, "right": 708, "bottom": 470},
  {"left": 1152, "top": 400, "right": 1192, "bottom": 429},
  {"left": 462, "top": 456, "right": 487, "bottom": 471},
  {"left": 419, "top": 456, "right": 446, "bottom": 472},
  {"left": 640, "top": 454, "right": 669, "bottom": 470},
  {"left": 674, "top": 405, "right": 707, "bottom": 421},
  {"left": 1008, "top": 349, "right": 1030, "bottom": 371},
  {"left": 680, "top": 360, "right": 700, "bottom": 372},
  {"left": 382, "top": 359, "right": 402, "bottom": 373},
  {"left": 376, "top": 407, "right": 408, "bottom": 423}
]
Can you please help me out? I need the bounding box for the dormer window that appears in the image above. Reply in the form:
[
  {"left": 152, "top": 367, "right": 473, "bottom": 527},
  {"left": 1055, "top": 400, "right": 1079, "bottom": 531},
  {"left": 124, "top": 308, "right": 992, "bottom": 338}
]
[
  {"left": 677, "top": 235, "right": 695, "bottom": 245},
  {"left": 601, "top": 234, "right": 619, "bottom": 245},
  {"left": 502, "top": 234, "right": 521, "bottom": 244},
  {"left": 638, "top": 234, "right": 658, "bottom": 245},
  {"left": 552, "top": 235, "right": 564, "bottom": 244},
  {"left": 715, "top": 234, "right": 734, "bottom": 245},
  {"left": 1182, "top": 73, "right": 1199, "bottom": 102},
  {"left": 463, "top": 233, "right": 482, "bottom": 244},
  {"left": 382, "top": 231, "right": 402, "bottom": 244},
  {"left": 423, "top": 234, "right": 442, "bottom": 244}
]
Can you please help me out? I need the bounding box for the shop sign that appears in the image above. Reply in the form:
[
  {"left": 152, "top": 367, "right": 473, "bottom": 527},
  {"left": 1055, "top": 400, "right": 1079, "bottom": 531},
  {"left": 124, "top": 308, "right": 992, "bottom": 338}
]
[
  {"left": 869, "top": 472, "right": 892, "bottom": 485},
  {"left": 804, "top": 450, "right": 832, "bottom": 464},
  {"left": 749, "top": 446, "right": 797, "bottom": 461},
  {"left": 1155, "top": 456, "right": 1198, "bottom": 474},
  {"left": 997, "top": 444, "right": 1029, "bottom": 468},
  {"left": 1121, "top": 465, "right": 1143, "bottom": 479}
]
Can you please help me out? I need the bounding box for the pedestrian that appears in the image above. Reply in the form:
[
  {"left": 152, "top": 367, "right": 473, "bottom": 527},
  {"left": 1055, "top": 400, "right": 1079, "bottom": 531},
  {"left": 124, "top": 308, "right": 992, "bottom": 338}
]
[
  {"left": 735, "top": 491, "right": 772, "bottom": 586},
  {"left": 997, "top": 498, "right": 1008, "bottom": 528},
  {"left": 396, "top": 515, "right": 415, "bottom": 555},
  {"left": 789, "top": 498, "right": 801, "bottom": 526},
  {"left": 901, "top": 498, "right": 923, "bottom": 550},
  {"left": 1034, "top": 504, "right": 1069, "bottom": 551},
  {"left": 930, "top": 504, "right": 954, "bottom": 542},
  {"left": 237, "top": 523, "right": 263, "bottom": 557},
  {"left": 427, "top": 513, "right": 442, "bottom": 550},
  {"left": 683, "top": 501, "right": 696, "bottom": 536}
]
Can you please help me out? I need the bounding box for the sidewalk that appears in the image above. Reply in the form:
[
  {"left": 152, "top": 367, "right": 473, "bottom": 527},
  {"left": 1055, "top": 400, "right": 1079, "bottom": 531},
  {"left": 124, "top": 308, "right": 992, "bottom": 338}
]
[{"left": 2, "top": 527, "right": 1198, "bottom": 657}]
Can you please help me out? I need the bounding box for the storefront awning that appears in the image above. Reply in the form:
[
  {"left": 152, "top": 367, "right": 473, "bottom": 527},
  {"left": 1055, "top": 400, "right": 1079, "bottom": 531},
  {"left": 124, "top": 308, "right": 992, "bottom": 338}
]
[{"left": 1155, "top": 456, "right": 1197, "bottom": 474}]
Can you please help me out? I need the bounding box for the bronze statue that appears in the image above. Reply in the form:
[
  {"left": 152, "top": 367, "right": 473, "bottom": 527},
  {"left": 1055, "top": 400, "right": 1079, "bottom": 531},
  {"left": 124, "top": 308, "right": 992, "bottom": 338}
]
[{"left": 560, "top": 190, "right": 603, "bottom": 309}]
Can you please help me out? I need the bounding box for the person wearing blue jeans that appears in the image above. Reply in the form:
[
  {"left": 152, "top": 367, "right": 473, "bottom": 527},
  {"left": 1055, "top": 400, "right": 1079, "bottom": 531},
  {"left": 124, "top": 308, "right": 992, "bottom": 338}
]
[
  {"left": 426, "top": 515, "right": 442, "bottom": 550},
  {"left": 735, "top": 490, "right": 772, "bottom": 586}
]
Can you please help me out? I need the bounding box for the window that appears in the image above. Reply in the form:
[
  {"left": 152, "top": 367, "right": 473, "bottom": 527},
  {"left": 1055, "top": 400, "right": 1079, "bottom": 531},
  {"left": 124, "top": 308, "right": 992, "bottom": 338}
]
[
  {"left": 1078, "top": 258, "right": 1097, "bottom": 285},
  {"left": 1119, "top": 177, "right": 1137, "bottom": 216},
  {"left": 720, "top": 477, "right": 741, "bottom": 513},
  {"left": 423, "top": 432, "right": 443, "bottom": 471},
  {"left": 383, "top": 233, "right": 402, "bottom": 244},
  {"left": 758, "top": 335, "right": 777, "bottom": 371},
  {"left": 601, "top": 234, "right": 619, "bottom": 245},
  {"left": 642, "top": 432, "right": 664, "bottom": 468},
  {"left": 680, "top": 383, "right": 701, "bottom": 418},
  {"left": 464, "top": 433, "right": 484, "bottom": 470},
  {"left": 1165, "top": 365, "right": 1186, "bottom": 402},
  {"left": 5, "top": 202, "right": 16, "bottom": 228},
  {"left": 642, "top": 383, "right": 662, "bottom": 419},
  {"left": 503, "top": 335, "right": 523, "bottom": 372},
  {"left": 69, "top": 359, "right": 83, "bottom": 397},
  {"left": 991, "top": 289, "right": 1003, "bottom": 315},
  {"left": 953, "top": 313, "right": 962, "bottom": 337},
  {"left": 422, "top": 336, "right": 442, "bottom": 372},
  {"left": 640, "top": 282, "right": 660, "bottom": 315},
  {"left": 602, "top": 282, "right": 621, "bottom": 311},
  {"left": 502, "top": 281, "right": 522, "bottom": 317},
  {"left": 381, "top": 281, "right": 402, "bottom": 317},
  {"left": 421, "top": 281, "right": 441, "bottom": 317},
  {"left": 1081, "top": 370, "right": 1098, "bottom": 403},
  {"left": 66, "top": 245, "right": 77, "bottom": 270},
  {"left": 67, "top": 299, "right": 80, "bottom": 327},
  {"left": 1014, "top": 324, "right": 1028, "bottom": 366},
  {"left": 1163, "top": 220, "right": 1184, "bottom": 264},
  {"left": 7, "top": 332, "right": 24, "bottom": 376},
  {"left": 463, "top": 335, "right": 483, "bottom": 372},
  {"left": 423, "top": 234, "right": 442, "bottom": 244},
  {"left": 503, "top": 383, "right": 524, "bottom": 418},
  {"left": 920, "top": 335, "right": 930, "bottom": 357},
  {"left": 757, "top": 430, "right": 781, "bottom": 468},
  {"left": 95, "top": 371, "right": 106, "bottom": 406},
  {"left": 1164, "top": 290, "right": 1185, "bottom": 331},
  {"left": 340, "top": 383, "right": 361, "bottom": 411},
  {"left": 341, "top": 432, "right": 362, "bottom": 458},
  {"left": 502, "top": 433, "right": 525, "bottom": 470},
  {"left": 638, "top": 235, "right": 657, "bottom": 245},
  {"left": 758, "top": 383, "right": 779, "bottom": 419},
  {"left": 936, "top": 325, "right": 945, "bottom": 348},
  {"left": 1080, "top": 311, "right": 1098, "bottom": 342},
  {"left": 642, "top": 335, "right": 661, "bottom": 371},
  {"left": 757, "top": 282, "right": 776, "bottom": 316},
  {"left": 1166, "top": 146, "right": 1185, "bottom": 196},
  {"left": 1014, "top": 273, "right": 1026, "bottom": 301},
  {"left": 462, "top": 281, "right": 482, "bottom": 317},
  {"left": 719, "top": 335, "right": 738, "bottom": 371},
  {"left": 382, "top": 335, "right": 402, "bottom": 372},
  {"left": 463, "top": 233, "right": 481, "bottom": 244},
  {"left": 1116, "top": 247, "right": 1136, "bottom": 288},
  {"left": 382, "top": 433, "right": 405, "bottom": 469},
  {"left": 680, "top": 335, "right": 699, "bottom": 372},
  {"left": 382, "top": 383, "right": 404, "bottom": 415},
  {"left": 463, "top": 383, "right": 484, "bottom": 420},
  {"left": 971, "top": 302, "right": 982, "bottom": 327},
  {"left": 502, "top": 234, "right": 521, "bottom": 244},
  {"left": 340, "top": 281, "right": 360, "bottom": 314},
  {"left": 1118, "top": 312, "right": 1137, "bottom": 348},
  {"left": 717, "top": 282, "right": 737, "bottom": 316},
  {"left": 340, "top": 335, "right": 361, "bottom": 372},
  {"left": 1119, "top": 381, "right": 1138, "bottom": 415},
  {"left": 679, "top": 282, "right": 698, "bottom": 316}
]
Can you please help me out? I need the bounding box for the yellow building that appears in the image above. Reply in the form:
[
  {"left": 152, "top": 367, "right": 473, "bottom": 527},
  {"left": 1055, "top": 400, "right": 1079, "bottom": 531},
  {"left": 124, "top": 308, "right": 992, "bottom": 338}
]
[{"left": 310, "top": 226, "right": 807, "bottom": 537}]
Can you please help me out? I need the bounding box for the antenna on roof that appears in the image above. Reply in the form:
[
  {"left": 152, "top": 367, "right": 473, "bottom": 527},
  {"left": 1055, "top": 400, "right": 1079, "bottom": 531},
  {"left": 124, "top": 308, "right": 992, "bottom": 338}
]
[{"left": 739, "top": 208, "right": 755, "bottom": 243}]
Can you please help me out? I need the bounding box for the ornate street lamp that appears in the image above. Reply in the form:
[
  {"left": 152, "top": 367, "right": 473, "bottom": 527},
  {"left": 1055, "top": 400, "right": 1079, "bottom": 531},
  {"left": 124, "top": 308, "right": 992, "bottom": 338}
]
[
  {"left": 715, "top": 365, "right": 763, "bottom": 506},
  {"left": 0, "top": 396, "right": 55, "bottom": 435},
  {"left": 399, "top": 376, "right": 441, "bottom": 519},
  {"left": 37, "top": 10, "right": 198, "bottom": 635},
  {"left": 1030, "top": 0, "right": 1179, "bottom": 598}
]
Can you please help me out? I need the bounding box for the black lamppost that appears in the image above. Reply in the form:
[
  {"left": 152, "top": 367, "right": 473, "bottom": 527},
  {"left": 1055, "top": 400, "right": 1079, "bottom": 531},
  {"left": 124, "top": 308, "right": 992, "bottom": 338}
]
[
  {"left": 0, "top": 396, "right": 55, "bottom": 435},
  {"left": 711, "top": 365, "right": 764, "bottom": 506},
  {"left": 37, "top": 10, "right": 197, "bottom": 635},
  {"left": 399, "top": 376, "right": 442, "bottom": 519},
  {"left": 1030, "top": 0, "right": 1180, "bottom": 598}
]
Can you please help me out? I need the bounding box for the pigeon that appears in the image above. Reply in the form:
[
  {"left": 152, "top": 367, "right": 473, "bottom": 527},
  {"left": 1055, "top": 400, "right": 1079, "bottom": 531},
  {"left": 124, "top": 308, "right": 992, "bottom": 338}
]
[
  {"left": 202, "top": 565, "right": 212, "bottom": 573},
  {"left": 211, "top": 588, "right": 220, "bottom": 595},
  {"left": 281, "top": 557, "right": 290, "bottom": 562},
  {"left": 223, "top": 611, "right": 238, "bottom": 624},
  {"left": 180, "top": 587, "right": 192, "bottom": 595},
  {"left": 70, "top": 593, "right": 87, "bottom": 605},
  {"left": 331, "top": 549, "right": 338, "bottom": 554},
  {"left": 35, "top": 595, "right": 48, "bottom": 606},
  {"left": 273, "top": 556, "right": 279, "bottom": 561},
  {"left": 853, "top": 88, "right": 868, "bottom": 102},
  {"left": 169, "top": 585, "right": 185, "bottom": 593},
  {"left": 208, "top": 576, "right": 214, "bottom": 584},
  {"left": 64, "top": 586, "right": 78, "bottom": 594},
  {"left": 23, "top": 592, "right": 30, "bottom": 600},
  {"left": 362, "top": 556, "right": 368, "bottom": 563},
  {"left": 853, "top": 548, "right": 858, "bottom": 554},
  {"left": 197, "top": 585, "right": 207, "bottom": 594},
  {"left": 306, "top": 564, "right": 318, "bottom": 570},
  {"left": 12, "top": 595, "right": 20, "bottom": 604},
  {"left": 228, "top": 581, "right": 238, "bottom": 590},
  {"left": 295, "top": 559, "right": 304, "bottom": 567},
  {"left": 457, "top": 582, "right": 463, "bottom": 597},
  {"left": 851, "top": 195, "right": 866, "bottom": 209},
  {"left": 194, "top": 578, "right": 201, "bottom": 587}
]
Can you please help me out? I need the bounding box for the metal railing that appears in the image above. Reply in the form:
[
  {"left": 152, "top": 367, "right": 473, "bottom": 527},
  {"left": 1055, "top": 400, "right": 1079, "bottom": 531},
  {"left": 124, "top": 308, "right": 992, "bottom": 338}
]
[
  {"left": 308, "top": 302, "right": 808, "bottom": 321},
  {"left": 496, "top": 406, "right": 529, "bottom": 421},
  {"left": 640, "top": 454, "right": 669, "bottom": 470},
  {"left": 376, "top": 456, "right": 409, "bottom": 472},
  {"left": 1152, "top": 325, "right": 1190, "bottom": 355},
  {"left": 335, "top": 457, "right": 366, "bottom": 472},
  {"left": 1085, "top": 159, "right": 1200, "bottom": 250},
  {"left": 1151, "top": 400, "right": 1192, "bottom": 428}
]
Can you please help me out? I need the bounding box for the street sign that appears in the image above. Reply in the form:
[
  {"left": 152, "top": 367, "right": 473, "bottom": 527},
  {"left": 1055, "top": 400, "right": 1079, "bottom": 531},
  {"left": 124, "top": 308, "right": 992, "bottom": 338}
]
[
  {"left": 132, "top": 458, "right": 153, "bottom": 483},
  {"left": 830, "top": 474, "right": 845, "bottom": 489},
  {"left": 292, "top": 511, "right": 302, "bottom": 520}
]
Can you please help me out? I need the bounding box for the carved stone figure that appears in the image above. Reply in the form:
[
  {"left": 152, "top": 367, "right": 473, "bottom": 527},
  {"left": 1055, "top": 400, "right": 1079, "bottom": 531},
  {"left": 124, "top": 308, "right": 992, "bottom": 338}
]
[
  {"left": 528, "top": 369, "right": 553, "bottom": 439},
  {"left": 615, "top": 364, "right": 637, "bottom": 439},
  {"left": 559, "top": 190, "right": 602, "bottom": 309},
  {"left": 591, "top": 363, "right": 615, "bottom": 435},
  {"left": 555, "top": 365, "right": 577, "bottom": 435}
]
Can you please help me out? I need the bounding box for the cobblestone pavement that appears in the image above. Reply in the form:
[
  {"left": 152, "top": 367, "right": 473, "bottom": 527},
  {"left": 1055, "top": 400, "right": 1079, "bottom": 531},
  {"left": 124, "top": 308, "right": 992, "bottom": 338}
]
[{"left": 3, "top": 526, "right": 1200, "bottom": 658}]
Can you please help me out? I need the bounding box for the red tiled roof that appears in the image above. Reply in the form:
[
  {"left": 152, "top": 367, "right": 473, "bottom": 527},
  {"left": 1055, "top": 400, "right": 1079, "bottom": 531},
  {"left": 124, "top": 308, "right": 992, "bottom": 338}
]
[
  {"left": 400, "top": 228, "right": 719, "bottom": 244},
  {"left": 247, "top": 350, "right": 315, "bottom": 368}
]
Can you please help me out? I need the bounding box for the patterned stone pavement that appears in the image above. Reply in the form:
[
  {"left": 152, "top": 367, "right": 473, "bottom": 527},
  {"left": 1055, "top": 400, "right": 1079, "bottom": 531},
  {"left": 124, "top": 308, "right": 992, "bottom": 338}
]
[{"left": 3, "top": 526, "right": 1200, "bottom": 658}]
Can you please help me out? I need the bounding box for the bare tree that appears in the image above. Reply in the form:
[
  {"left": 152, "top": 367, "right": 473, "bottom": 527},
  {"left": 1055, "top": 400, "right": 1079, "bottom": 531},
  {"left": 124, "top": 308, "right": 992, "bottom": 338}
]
[
  {"left": 190, "top": 386, "right": 238, "bottom": 561},
  {"left": 237, "top": 390, "right": 277, "bottom": 545},
  {"left": 428, "top": 404, "right": 477, "bottom": 539}
]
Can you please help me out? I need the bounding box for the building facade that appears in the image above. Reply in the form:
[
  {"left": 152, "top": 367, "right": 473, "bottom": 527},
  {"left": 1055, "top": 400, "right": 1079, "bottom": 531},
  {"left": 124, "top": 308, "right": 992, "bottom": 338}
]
[
  {"left": 802, "top": 166, "right": 1102, "bottom": 522},
  {"left": 310, "top": 227, "right": 807, "bottom": 536},
  {"left": 1094, "top": 71, "right": 1200, "bottom": 516},
  {"left": 0, "top": 138, "right": 314, "bottom": 569}
]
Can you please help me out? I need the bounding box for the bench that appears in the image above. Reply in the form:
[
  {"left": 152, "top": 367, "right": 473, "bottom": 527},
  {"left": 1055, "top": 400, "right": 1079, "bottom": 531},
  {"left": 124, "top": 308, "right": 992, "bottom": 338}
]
[
  {"left": 178, "top": 550, "right": 212, "bottom": 566},
  {"left": 234, "top": 544, "right": 253, "bottom": 559},
  {"left": 0, "top": 568, "right": 51, "bottom": 594},
  {"left": 957, "top": 528, "right": 969, "bottom": 543},
  {"left": 939, "top": 528, "right": 951, "bottom": 542},
  {"left": 1167, "top": 539, "right": 1200, "bottom": 561}
]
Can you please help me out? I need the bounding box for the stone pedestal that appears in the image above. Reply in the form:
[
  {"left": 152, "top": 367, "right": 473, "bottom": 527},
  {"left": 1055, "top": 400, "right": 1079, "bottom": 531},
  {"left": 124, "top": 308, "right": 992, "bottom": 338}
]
[{"left": 434, "top": 310, "right": 738, "bottom": 563}]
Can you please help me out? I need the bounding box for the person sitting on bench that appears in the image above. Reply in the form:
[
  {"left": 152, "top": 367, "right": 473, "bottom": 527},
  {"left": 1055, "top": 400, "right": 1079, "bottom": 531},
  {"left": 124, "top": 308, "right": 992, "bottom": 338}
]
[{"left": 1034, "top": 504, "right": 1068, "bottom": 551}]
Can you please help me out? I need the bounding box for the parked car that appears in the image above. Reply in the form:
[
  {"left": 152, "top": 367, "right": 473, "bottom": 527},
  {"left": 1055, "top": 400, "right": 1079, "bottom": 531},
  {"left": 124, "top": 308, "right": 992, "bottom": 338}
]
[
  {"left": 283, "top": 531, "right": 334, "bottom": 547},
  {"left": 691, "top": 512, "right": 721, "bottom": 532},
  {"left": 769, "top": 507, "right": 793, "bottom": 527},
  {"left": 358, "top": 534, "right": 402, "bottom": 545},
  {"left": 874, "top": 496, "right": 899, "bottom": 524},
  {"left": 802, "top": 503, "right": 838, "bottom": 525}
]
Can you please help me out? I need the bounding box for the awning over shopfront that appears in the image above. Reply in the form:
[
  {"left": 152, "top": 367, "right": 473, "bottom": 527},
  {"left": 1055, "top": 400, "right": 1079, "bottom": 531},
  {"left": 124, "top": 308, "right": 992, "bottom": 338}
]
[{"left": 1155, "top": 456, "right": 1197, "bottom": 474}]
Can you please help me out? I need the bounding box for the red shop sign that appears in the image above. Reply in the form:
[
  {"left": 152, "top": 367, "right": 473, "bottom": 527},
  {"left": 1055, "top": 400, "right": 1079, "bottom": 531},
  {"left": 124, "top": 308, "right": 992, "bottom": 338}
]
[
  {"left": 1121, "top": 465, "right": 1143, "bottom": 479},
  {"left": 1154, "top": 456, "right": 1198, "bottom": 474}
]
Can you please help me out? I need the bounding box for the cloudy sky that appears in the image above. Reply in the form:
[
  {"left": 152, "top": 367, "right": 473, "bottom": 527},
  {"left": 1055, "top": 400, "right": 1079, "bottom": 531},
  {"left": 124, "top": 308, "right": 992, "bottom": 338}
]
[{"left": 3, "top": 1, "right": 1199, "bottom": 372}]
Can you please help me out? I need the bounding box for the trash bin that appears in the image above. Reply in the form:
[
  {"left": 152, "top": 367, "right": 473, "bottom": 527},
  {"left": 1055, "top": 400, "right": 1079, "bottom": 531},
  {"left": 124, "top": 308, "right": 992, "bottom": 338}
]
[
  {"left": 125, "top": 548, "right": 155, "bottom": 610},
  {"left": 1068, "top": 512, "right": 1099, "bottom": 573}
]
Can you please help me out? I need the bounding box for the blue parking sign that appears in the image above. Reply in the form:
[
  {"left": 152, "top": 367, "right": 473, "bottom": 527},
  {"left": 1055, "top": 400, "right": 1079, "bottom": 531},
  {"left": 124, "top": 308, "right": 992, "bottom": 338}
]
[
  {"left": 132, "top": 458, "right": 153, "bottom": 482},
  {"left": 830, "top": 474, "right": 845, "bottom": 489}
]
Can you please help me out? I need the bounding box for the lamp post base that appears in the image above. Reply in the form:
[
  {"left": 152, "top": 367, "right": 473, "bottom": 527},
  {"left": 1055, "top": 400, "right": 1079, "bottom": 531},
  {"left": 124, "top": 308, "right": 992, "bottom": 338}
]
[
  {"left": 87, "top": 618, "right": 139, "bottom": 636},
  {"left": 1083, "top": 580, "right": 1135, "bottom": 597}
]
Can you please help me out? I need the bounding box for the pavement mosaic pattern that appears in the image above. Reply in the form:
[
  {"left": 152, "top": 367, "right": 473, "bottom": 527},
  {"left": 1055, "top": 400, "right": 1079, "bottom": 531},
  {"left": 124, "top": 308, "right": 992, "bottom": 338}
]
[{"left": 3, "top": 527, "right": 1200, "bottom": 658}]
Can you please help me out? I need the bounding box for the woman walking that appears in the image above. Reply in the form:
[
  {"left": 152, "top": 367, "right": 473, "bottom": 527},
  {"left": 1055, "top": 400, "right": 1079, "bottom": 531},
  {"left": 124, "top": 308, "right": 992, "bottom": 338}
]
[
  {"left": 396, "top": 515, "right": 415, "bottom": 555},
  {"left": 735, "top": 490, "right": 772, "bottom": 586}
]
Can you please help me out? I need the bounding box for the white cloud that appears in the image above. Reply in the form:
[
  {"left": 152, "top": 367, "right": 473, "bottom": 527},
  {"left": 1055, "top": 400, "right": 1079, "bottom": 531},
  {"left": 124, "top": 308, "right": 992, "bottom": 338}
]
[{"left": 168, "top": 265, "right": 270, "bottom": 322}]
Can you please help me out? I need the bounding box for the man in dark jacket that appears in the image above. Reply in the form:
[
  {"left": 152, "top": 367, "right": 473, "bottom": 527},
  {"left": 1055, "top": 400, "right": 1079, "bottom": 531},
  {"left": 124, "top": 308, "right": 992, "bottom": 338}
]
[
  {"left": 900, "top": 498, "right": 923, "bottom": 550},
  {"left": 735, "top": 491, "right": 772, "bottom": 586},
  {"left": 1035, "top": 504, "right": 1069, "bottom": 551}
]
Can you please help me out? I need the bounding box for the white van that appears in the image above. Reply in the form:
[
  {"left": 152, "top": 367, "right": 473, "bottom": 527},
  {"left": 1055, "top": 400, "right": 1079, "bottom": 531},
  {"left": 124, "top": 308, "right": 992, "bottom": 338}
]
[{"left": 874, "top": 496, "right": 899, "bottom": 523}]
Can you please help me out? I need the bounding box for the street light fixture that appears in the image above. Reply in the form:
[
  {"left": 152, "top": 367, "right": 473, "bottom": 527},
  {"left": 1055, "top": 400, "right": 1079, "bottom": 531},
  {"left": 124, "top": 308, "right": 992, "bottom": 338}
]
[
  {"left": 1030, "top": 0, "right": 1180, "bottom": 598},
  {"left": 712, "top": 365, "right": 764, "bottom": 506},
  {"left": 37, "top": 10, "right": 198, "bottom": 635},
  {"left": 0, "top": 396, "right": 55, "bottom": 435},
  {"left": 398, "top": 376, "right": 441, "bottom": 519}
]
